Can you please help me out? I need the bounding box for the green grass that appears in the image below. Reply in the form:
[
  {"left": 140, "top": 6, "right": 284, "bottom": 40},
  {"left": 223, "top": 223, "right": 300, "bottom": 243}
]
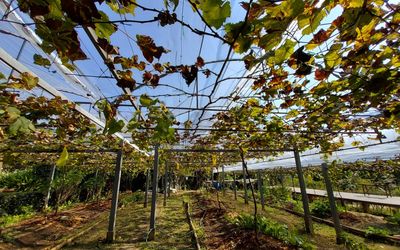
[{"left": 64, "top": 192, "right": 195, "bottom": 250}]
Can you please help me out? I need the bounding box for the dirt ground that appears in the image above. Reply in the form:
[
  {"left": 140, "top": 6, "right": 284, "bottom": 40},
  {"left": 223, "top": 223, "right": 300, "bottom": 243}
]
[
  {"left": 0, "top": 200, "right": 110, "bottom": 250},
  {"left": 190, "top": 193, "right": 293, "bottom": 250}
]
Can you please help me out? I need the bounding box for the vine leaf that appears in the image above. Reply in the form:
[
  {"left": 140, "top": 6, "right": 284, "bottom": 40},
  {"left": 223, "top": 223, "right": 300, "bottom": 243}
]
[
  {"left": 56, "top": 146, "right": 69, "bottom": 167},
  {"left": 269, "top": 39, "right": 296, "bottom": 65},
  {"left": 136, "top": 35, "right": 169, "bottom": 63},
  {"left": 194, "top": 0, "right": 231, "bottom": 29},
  {"left": 315, "top": 69, "right": 330, "bottom": 80},
  {"left": 33, "top": 54, "right": 51, "bottom": 68},
  {"left": 107, "top": 118, "right": 125, "bottom": 135},
  {"left": 8, "top": 73, "right": 39, "bottom": 90},
  {"left": 181, "top": 65, "right": 198, "bottom": 86},
  {"left": 107, "top": 0, "right": 137, "bottom": 14},
  {"left": 94, "top": 11, "right": 117, "bottom": 41},
  {"left": 9, "top": 116, "right": 35, "bottom": 136},
  {"left": 140, "top": 94, "right": 157, "bottom": 107},
  {"left": 60, "top": 0, "right": 101, "bottom": 24}
]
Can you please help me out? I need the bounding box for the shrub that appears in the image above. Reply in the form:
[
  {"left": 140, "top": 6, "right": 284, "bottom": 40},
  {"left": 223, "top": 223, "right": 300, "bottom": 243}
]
[
  {"left": 310, "top": 198, "right": 331, "bottom": 218},
  {"left": 265, "top": 186, "right": 291, "bottom": 205},
  {"left": 341, "top": 233, "right": 369, "bottom": 250},
  {"left": 119, "top": 192, "right": 144, "bottom": 207},
  {"left": 365, "top": 226, "right": 390, "bottom": 239},
  {"left": 0, "top": 169, "right": 43, "bottom": 192},
  {"left": 229, "top": 213, "right": 313, "bottom": 250},
  {"left": 0, "top": 192, "right": 43, "bottom": 215},
  {"left": 386, "top": 212, "right": 400, "bottom": 226}
]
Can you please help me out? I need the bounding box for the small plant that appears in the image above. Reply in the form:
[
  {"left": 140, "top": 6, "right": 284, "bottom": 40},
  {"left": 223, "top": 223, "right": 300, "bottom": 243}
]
[
  {"left": 310, "top": 198, "right": 331, "bottom": 218},
  {"left": 365, "top": 226, "right": 390, "bottom": 239},
  {"left": 386, "top": 212, "right": 400, "bottom": 226},
  {"left": 0, "top": 205, "right": 36, "bottom": 228},
  {"left": 229, "top": 213, "right": 313, "bottom": 250},
  {"left": 264, "top": 186, "right": 291, "bottom": 205},
  {"left": 341, "top": 233, "right": 369, "bottom": 250},
  {"left": 131, "top": 191, "right": 145, "bottom": 202}
]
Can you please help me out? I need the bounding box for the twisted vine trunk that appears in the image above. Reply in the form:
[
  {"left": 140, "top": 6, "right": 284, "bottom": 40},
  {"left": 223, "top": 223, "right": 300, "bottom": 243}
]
[{"left": 240, "top": 150, "right": 259, "bottom": 242}]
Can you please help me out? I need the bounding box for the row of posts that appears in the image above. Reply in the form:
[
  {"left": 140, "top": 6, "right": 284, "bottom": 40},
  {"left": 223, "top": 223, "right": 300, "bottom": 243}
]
[
  {"left": 106, "top": 143, "right": 171, "bottom": 242},
  {"left": 213, "top": 150, "right": 342, "bottom": 243},
  {"left": 105, "top": 143, "right": 342, "bottom": 244}
]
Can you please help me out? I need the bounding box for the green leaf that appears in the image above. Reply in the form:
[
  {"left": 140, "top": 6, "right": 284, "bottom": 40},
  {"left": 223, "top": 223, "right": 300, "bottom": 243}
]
[
  {"left": 6, "top": 107, "right": 21, "bottom": 121},
  {"left": 196, "top": 0, "right": 231, "bottom": 29},
  {"left": 139, "top": 94, "right": 157, "bottom": 107},
  {"left": 107, "top": 0, "right": 137, "bottom": 14},
  {"left": 8, "top": 116, "right": 35, "bottom": 136},
  {"left": 259, "top": 32, "right": 283, "bottom": 51},
  {"left": 33, "top": 54, "right": 51, "bottom": 68},
  {"left": 269, "top": 39, "right": 296, "bottom": 64},
  {"left": 282, "top": 0, "right": 304, "bottom": 18},
  {"left": 56, "top": 147, "right": 69, "bottom": 167},
  {"left": 107, "top": 118, "right": 125, "bottom": 135},
  {"left": 325, "top": 43, "right": 343, "bottom": 69},
  {"left": 0, "top": 72, "right": 5, "bottom": 79},
  {"left": 94, "top": 11, "right": 117, "bottom": 41},
  {"left": 8, "top": 72, "right": 38, "bottom": 90}
]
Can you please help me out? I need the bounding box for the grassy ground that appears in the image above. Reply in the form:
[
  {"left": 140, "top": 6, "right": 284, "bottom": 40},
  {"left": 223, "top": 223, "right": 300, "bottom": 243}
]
[
  {"left": 211, "top": 189, "right": 399, "bottom": 250},
  {"left": 63, "top": 192, "right": 195, "bottom": 250}
]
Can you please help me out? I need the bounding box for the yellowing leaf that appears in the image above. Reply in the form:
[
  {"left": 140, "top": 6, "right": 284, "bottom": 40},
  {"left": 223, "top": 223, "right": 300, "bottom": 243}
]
[
  {"left": 56, "top": 147, "right": 69, "bottom": 167},
  {"left": 325, "top": 43, "right": 343, "bottom": 69}
]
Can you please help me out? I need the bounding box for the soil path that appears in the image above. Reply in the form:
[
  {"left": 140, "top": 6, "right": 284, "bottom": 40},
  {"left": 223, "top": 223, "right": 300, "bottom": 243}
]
[
  {"left": 190, "top": 192, "right": 293, "bottom": 250},
  {"left": 0, "top": 200, "right": 110, "bottom": 250}
]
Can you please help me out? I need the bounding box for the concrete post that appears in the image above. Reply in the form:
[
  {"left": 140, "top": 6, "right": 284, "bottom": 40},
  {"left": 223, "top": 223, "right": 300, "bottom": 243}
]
[
  {"left": 294, "top": 149, "right": 313, "bottom": 234},
  {"left": 322, "top": 163, "right": 343, "bottom": 244},
  {"left": 149, "top": 144, "right": 159, "bottom": 241},
  {"left": 106, "top": 143, "right": 124, "bottom": 243}
]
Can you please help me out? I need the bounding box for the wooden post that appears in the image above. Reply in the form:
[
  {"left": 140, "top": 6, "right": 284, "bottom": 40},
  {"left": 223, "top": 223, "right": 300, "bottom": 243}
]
[
  {"left": 149, "top": 144, "right": 159, "bottom": 241},
  {"left": 294, "top": 149, "right": 313, "bottom": 234},
  {"left": 144, "top": 168, "right": 150, "bottom": 208},
  {"left": 242, "top": 161, "right": 249, "bottom": 204},
  {"left": 257, "top": 170, "right": 265, "bottom": 211},
  {"left": 233, "top": 172, "right": 237, "bottom": 200},
  {"left": 163, "top": 163, "right": 168, "bottom": 207},
  {"left": 43, "top": 165, "right": 56, "bottom": 210},
  {"left": 321, "top": 163, "right": 343, "bottom": 244},
  {"left": 106, "top": 142, "right": 124, "bottom": 243}
]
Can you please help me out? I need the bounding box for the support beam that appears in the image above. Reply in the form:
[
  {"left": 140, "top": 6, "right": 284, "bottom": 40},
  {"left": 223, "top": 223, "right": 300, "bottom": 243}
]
[
  {"left": 43, "top": 165, "right": 56, "bottom": 210},
  {"left": 294, "top": 149, "right": 313, "bottom": 234},
  {"left": 321, "top": 163, "right": 343, "bottom": 244},
  {"left": 106, "top": 143, "right": 124, "bottom": 243},
  {"left": 242, "top": 161, "right": 249, "bottom": 205},
  {"left": 257, "top": 170, "right": 265, "bottom": 211},
  {"left": 166, "top": 148, "right": 291, "bottom": 153},
  {"left": 144, "top": 168, "right": 150, "bottom": 208},
  {"left": 149, "top": 144, "right": 159, "bottom": 241}
]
